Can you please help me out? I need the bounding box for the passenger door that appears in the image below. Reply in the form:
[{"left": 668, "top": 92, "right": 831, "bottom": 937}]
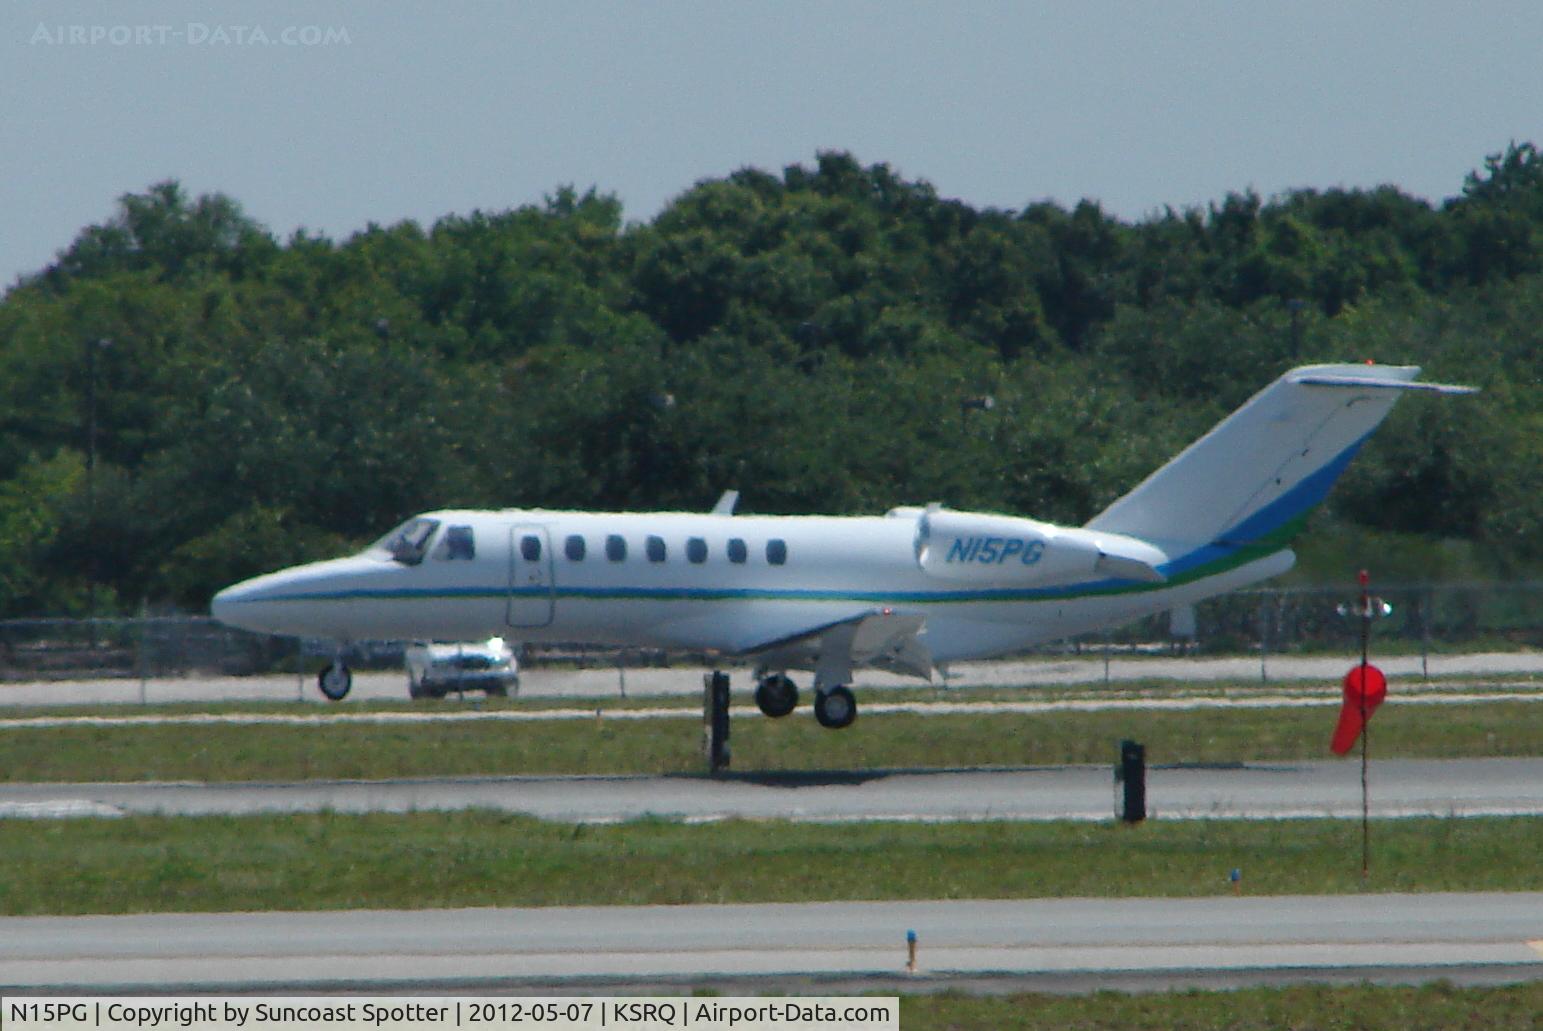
[{"left": 507, "top": 525, "right": 555, "bottom": 627}]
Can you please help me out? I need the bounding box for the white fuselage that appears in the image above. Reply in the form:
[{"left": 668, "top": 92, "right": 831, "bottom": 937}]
[
  {"left": 212, "top": 506, "right": 1292, "bottom": 670},
  {"left": 211, "top": 363, "right": 1473, "bottom": 690}
]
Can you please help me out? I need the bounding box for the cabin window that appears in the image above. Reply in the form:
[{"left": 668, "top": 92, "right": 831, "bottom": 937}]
[
  {"left": 646, "top": 535, "right": 667, "bottom": 562},
  {"left": 434, "top": 525, "right": 476, "bottom": 561},
  {"left": 727, "top": 538, "right": 747, "bottom": 564},
  {"left": 565, "top": 535, "right": 586, "bottom": 561},
  {"left": 766, "top": 539, "right": 788, "bottom": 566},
  {"left": 520, "top": 535, "right": 542, "bottom": 562},
  {"left": 606, "top": 534, "right": 627, "bottom": 562},
  {"left": 376, "top": 517, "right": 440, "bottom": 567},
  {"left": 686, "top": 537, "right": 708, "bottom": 564}
]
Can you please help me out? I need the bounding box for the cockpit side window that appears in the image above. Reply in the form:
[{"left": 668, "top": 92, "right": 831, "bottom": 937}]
[
  {"left": 376, "top": 518, "right": 440, "bottom": 566},
  {"left": 433, "top": 525, "right": 476, "bottom": 561}
]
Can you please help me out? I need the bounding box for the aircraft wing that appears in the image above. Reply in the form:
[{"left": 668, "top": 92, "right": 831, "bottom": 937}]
[{"left": 740, "top": 610, "right": 934, "bottom": 682}]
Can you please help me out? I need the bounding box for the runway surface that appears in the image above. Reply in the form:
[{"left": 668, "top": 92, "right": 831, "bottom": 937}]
[
  {"left": 4, "top": 652, "right": 1538, "bottom": 707},
  {"left": 3, "top": 758, "right": 1540, "bottom": 823},
  {"left": 3, "top": 893, "right": 1539, "bottom": 992}
]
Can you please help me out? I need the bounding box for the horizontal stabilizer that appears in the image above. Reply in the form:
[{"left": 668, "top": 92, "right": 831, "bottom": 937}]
[{"left": 1292, "top": 373, "right": 1478, "bottom": 394}]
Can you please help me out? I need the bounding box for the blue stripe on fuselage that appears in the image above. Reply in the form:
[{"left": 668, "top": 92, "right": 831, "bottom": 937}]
[{"left": 221, "top": 436, "right": 1374, "bottom": 614}]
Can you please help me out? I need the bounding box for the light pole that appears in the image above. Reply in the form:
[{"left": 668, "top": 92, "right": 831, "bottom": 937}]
[
  {"left": 85, "top": 337, "right": 112, "bottom": 637},
  {"left": 959, "top": 394, "right": 994, "bottom": 434},
  {"left": 1287, "top": 298, "right": 1305, "bottom": 356}
]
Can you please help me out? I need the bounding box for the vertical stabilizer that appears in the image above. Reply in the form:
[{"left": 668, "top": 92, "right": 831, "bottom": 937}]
[{"left": 1085, "top": 364, "right": 1474, "bottom": 549}]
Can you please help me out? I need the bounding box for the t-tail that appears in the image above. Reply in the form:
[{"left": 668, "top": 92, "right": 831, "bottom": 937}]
[{"left": 1084, "top": 364, "right": 1477, "bottom": 565}]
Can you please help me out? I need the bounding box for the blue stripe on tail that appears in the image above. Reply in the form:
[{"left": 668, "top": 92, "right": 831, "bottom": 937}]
[{"left": 1214, "top": 432, "right": 1373, "bottom": 547}]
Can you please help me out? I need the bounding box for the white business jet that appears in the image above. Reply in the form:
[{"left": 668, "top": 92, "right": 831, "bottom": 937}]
[{"left": 212, "top": 363, "right": 1473, "bottom": 725}]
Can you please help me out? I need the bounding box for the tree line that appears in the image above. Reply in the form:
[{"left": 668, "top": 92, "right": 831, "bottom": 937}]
[{"left": 1, "top": 146, "right": 1538, "bottom": 617}]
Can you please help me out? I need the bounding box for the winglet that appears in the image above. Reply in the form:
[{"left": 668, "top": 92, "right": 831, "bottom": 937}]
[{"left": 710, "top": 490, "right": 740, "bottom": 516}]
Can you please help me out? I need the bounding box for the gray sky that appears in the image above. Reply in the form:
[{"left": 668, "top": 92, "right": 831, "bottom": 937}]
[{"left": 4, "top": 1, "right": 1541, "bottom": 289}]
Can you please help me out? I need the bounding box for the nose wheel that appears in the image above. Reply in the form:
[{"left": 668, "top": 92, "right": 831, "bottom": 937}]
[
  {"left": 814, "top": 684, "right": 857, "bottom": 729},
  {"left": 318, "top": 661, "right": 352, "bottom": 701}
]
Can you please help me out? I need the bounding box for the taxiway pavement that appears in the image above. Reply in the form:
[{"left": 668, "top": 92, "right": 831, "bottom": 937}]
[
  {"left": 3, "top": 652, "right": 1538, "bottom": 707},
  {"left": 3, "top": 758, "right": 1540, "bottom": 823},
  {"left": 3, "top": 893, "right": 1538, "bottom": 992}
]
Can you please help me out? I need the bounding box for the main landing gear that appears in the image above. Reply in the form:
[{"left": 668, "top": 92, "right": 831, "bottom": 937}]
[
  {"left": 753, "top": 672, "right": 857, "bottom": 729},
  {"left": 813, "top": 684, "right": 857, "bottom": 730},
  {"left": 754, "top": 673, "right": 798, "bottom": 718},
  {"left": 710, "top": 669, "right": 861, "bottom": 770}
]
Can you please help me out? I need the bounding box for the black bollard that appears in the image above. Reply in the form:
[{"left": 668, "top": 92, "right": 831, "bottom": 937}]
[
  {"left": 703, "top": 671, "right": 731, "bottom": 773},
  {"left": 1117, "top": 739, "right": 1146, "bottom": 823}
]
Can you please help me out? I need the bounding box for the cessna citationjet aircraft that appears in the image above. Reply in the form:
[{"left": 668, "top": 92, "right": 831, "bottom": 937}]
[{"left": 212, "top": 363, "right": 1472, "bottom": 725}]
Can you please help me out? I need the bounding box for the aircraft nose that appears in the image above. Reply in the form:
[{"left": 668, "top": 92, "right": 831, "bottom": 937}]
[
  {"left": 211, "top": 556, "right": 380, "bottom": 638},
  {"left": 210, "top": 576, "right": 273, "bottom": 633}
]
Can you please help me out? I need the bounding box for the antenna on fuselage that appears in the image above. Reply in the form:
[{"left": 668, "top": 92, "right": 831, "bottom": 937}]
[{"left": 710, "top": 490, "right": 740, "bottom": 516}]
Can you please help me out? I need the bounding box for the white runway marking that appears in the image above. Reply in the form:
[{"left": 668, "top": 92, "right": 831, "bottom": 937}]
[{"left": 0, "top": 800, "right": 123, "bottom": 819}]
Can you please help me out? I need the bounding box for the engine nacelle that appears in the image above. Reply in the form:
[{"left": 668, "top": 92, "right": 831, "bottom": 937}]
[{"left": 915, "top": 509, "right": 1169, "bottom": 587}]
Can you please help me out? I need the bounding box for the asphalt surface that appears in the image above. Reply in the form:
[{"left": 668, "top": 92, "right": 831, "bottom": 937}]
[
  {"left": 3, "top": 758, "right": 1540, "bottom": 823},
  {"left": 3, "top": 893, "right": 1539, "bottom": 992},
  {"left": 4, "top": 654, "right": 1537, "bottom": 995},
  {"left": 3, "top": 652, "right": 1538, "bottom": 707}
]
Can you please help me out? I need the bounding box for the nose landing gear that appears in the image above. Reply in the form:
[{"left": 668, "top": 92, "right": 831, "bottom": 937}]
[{"left": 318, "top": 659, "right": 352, "bottom": 701}]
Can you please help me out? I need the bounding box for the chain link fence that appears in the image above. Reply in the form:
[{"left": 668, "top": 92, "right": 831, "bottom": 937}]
[
  {"left": 1106, "top": 581, "right": 1540, "bottom": 655},
  {"left": 0, "top": 583, "right": 1536, "bottom": 685}
]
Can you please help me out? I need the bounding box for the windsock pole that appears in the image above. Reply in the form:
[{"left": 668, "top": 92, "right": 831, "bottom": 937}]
[{"left": 1358, "top": 570, "right": 1371, "bottom": 881}]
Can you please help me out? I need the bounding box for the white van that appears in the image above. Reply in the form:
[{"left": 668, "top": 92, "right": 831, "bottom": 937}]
[{"left": 405, "top": 637, "right": 519, "bottom": 698}]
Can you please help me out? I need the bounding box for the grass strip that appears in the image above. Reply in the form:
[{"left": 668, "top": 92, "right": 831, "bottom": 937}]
[
  {"left": 0, "top": 702, "right": 1537, "bottom": 782},
  {"left": 0, "top": 813, "right": 1537, "bottom": 916},
  {"left": 899, "top": 982, "right": 1543, "bottom": 1030}
]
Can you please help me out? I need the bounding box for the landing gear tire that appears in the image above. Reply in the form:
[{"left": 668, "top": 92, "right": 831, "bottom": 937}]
[
  {"left": 814, "top": 685, "right": 856, "bottom": 729},
  {"left": 318, "top": 662, "right": 352, "bottom": 701},
  {"left": 754, "top": 674, "right": 798, "bottom": 718}
]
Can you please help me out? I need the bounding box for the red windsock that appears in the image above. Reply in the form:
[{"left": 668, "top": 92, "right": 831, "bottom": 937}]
[{"left": 1331, "top": 664, "right": 1387, "bottom": 754}]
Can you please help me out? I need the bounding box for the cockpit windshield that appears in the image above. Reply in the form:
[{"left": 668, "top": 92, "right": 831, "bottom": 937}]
[{"left": 372, "top": 517, "right": 440, "bottom": 566}]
